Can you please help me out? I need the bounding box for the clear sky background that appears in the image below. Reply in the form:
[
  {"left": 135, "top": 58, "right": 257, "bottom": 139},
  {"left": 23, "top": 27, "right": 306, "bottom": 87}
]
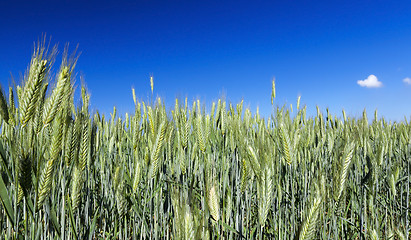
[{"left": 1, "top": 0, "right": 411, "bottom": 121}]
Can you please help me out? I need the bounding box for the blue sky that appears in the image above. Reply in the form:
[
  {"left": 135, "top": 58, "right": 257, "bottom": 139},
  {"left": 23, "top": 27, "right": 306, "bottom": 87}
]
[{"left": 1, "top": 0, "right": 411, "bottom": 121}]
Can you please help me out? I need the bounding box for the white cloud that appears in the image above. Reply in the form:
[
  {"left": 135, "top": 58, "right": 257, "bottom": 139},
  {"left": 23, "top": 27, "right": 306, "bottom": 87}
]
[
  {"left": 403, "top": 77, "right": 411, "bottom": 85},
  {"left": 357, "top": 75, "right": 383, "bottom": 88}
]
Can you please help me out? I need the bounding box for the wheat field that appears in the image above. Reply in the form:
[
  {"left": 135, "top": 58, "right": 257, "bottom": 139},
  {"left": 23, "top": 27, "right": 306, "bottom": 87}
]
[{"left": 0, "top": 43, "right": 410, "bottom": 240}]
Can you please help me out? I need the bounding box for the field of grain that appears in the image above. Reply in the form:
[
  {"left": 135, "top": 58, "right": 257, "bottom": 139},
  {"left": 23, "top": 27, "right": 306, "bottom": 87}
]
[{"left": 0, "top": 44, "right": 410, "bottom": 239}]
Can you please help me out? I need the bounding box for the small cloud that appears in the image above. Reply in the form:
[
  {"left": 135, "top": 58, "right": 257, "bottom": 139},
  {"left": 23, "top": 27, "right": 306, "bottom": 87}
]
[
  {"left": 357, "top": 74, "right": 383, "bottom": 88},
  {"left": 403, "top": 77, "right": 411, "bottom": 85}
]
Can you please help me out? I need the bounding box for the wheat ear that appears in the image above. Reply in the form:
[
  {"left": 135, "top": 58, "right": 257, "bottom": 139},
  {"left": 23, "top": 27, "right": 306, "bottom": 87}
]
[
  {"left": 0, "top": 84, "right": 9, "bottom": 123},
  {"left": 151, "top": 120, "right": 166, "bottom": 177},
  {"left": 208, "top": 185, "right": 219, "bottom": 223},
  {"left": 297, "top": 195, "right": 322, "bottom": 240},
  {"left": 42, "top": 66, "right": 70, "bottom": 126},
  {"left": 20, "top": 58, "right": 48, "bottom": 125},
  {"left": 334, "top": 142, "right": 354, "bottom": 204},
  {"left": 279, "top": 124, "right": 293, "bottom": 165},
  {"left": 37, "top": 113, "right": 63, "bottom": 208}
]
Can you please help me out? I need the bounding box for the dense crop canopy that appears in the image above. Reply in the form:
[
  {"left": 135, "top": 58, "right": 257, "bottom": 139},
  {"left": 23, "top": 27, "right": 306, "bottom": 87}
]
[{"left": 0, "top": 43, "right": 410, "bottom": 239}]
